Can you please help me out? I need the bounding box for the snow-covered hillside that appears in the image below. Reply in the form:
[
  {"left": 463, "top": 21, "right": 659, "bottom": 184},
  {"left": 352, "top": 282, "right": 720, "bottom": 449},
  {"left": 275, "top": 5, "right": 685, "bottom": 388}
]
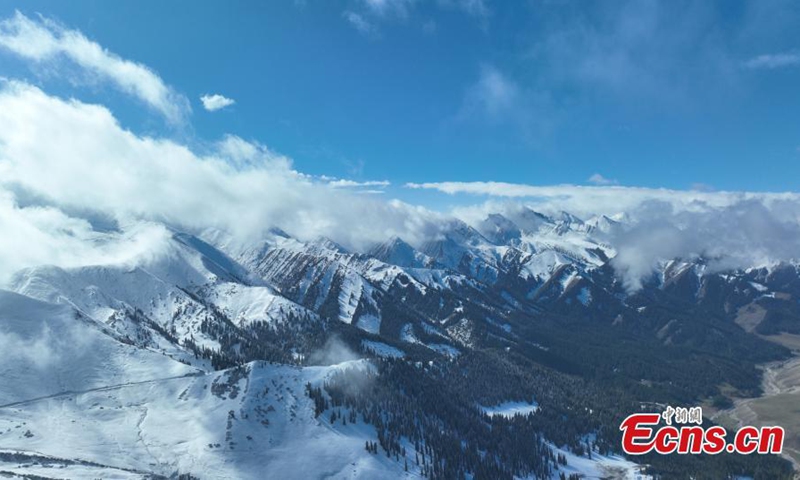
[
  {"left": 0, "top": 290, "right": 197, "bottom": 406},
  {"left": 0, "top": 359, "right": 413, "bottom": 479},
  {"left": 3, "top": 207, "right": 796, "bottom": 479}
]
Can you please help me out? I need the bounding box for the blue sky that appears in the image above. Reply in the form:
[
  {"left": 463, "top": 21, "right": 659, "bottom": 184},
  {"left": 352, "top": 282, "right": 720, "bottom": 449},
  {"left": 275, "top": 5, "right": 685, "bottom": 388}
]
[{"left": 1, "top": 0, "right": 800, "bottom": 205}]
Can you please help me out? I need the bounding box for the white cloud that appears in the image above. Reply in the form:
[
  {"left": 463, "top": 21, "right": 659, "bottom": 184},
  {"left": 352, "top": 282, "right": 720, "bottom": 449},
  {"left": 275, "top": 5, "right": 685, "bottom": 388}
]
[
  {"left": 407, "top": 180, "right": 800, "bottom": 219},
  {"left": 446, "top": 195, "right": 800, "bottom": 292},
  {"left": 743, "top": 52, "right": 800, "bottom": 69},
  {"left": 0, "top": 81, "right": 443, "bottom": 282},
  {"left": 587, "top": 173, "right": 617, "bottom": 186},
  {"left": 356, "top": 189, "right": 387, "bottom": 195},
  {"left": 0, "top": 79, "right": 799, "bottom": 293},
  {"left": 0, "top": 188, "right": 173, "bottom": 285},
  {"left": 214, "top": 134, "right": 291, "bottom": 171},
  {"left": 0, "top": 11, "right": 189, "bottom": 124},
  {"left": 200, "top": 93, "right": 235, "bottom": 111},
  {"left": 326, "top": 179, "right": 391, "bottom": 188},
  {"left": 609, "top": 200, "right": 800, "bottom": 291},
  {"left": 433, "top": 182, "right": 800, "bottom": 291}
]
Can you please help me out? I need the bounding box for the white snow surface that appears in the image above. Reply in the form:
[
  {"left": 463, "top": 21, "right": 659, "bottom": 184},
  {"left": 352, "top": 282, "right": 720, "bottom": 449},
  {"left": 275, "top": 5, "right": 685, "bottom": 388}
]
[
  {"left": 0, "top": 221, "right": 652, "bottom": 479},
  {"left": 0, "top": 289, "right": 197, "bottom": 406},
  {"left": 547, "top": 443, "right": 651, "bottom": 480},
  {"left": 0, "top": 359, "right": 416, "bottom": 479},
  {"left": 205, "top": 282, "right": 317, "bottom": 327}
]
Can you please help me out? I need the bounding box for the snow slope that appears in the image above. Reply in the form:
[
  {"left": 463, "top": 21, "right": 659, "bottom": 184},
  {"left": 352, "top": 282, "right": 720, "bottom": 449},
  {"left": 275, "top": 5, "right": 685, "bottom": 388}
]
[
  {"left": 548, "top": 443, "right": 651, "bottom": 480},
  {"left": 9, "top": 232, "right": 317, "bottom": 354},
  {"left": 0, "top": 360, "right": 417, "bottom": 480},
  {"left": 0, "top": 213, "right": 665, "bottom": 479},
  {"left": 0, "top": 290, "right": 197, "bottom": 406}
]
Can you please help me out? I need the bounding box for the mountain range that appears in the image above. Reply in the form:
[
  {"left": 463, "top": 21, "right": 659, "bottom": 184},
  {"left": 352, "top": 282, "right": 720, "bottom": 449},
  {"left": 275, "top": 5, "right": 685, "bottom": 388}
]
[{"left": 1, "top": 208, "right": 798, "bottom": 479}]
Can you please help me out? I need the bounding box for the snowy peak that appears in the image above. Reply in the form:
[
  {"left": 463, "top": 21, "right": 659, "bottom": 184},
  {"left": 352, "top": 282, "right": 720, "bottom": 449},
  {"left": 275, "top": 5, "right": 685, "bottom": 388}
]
[
  {"left": 368, "top": 236, "right": 434, "bottom": 269},
  {"left": 268, "top": 226, "right": 292, "bottom": 239},
  {"left": 8, "top": 231, "right": 318, "bottom": 360},
  {"left": 436, "top": 219, "right": 492, "bottom": 247},
  {"left": 512, "top": 207, "right": 554, "bottom": 233},
  {"left": 476, "top": 213, "right": 522, "bottom": 245},
  {"left": 308, "top": 236, "right": 350, "bottom": 254},
  {"left": 172, "top": 232, "right": 254, "bottom": 285},
  {"left": 552, "top": 211, "right": 585, "bottom": 235},
  {"left": 557, "top": 210, "right": 585, "bottom": 225},
  {"left": 584, "top": 214, "right": 621, "bottom": 235}
]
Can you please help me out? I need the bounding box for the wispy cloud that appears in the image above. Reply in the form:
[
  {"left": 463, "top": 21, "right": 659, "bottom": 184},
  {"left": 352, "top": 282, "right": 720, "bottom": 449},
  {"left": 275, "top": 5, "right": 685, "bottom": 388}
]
[
  {"left": 0, "top": 11, "right": 189, "bottom": 124},
  {"left": 318, "top": 176, "right": 390, "bottom": 194},
  {"left": 200, "top": 93, "right": 235, "bottom": 111},
  {"left": 459, "top": 0, "right": 489, "bottom": 18},
  {"left": 456, "top": 65, "right": 555, "bottom": 143},
  {"left": 448, "top": 1, "right": 799, "bottom": 145},
  {"left": 344, "top": 0, "right": 488, "bottom": 35},
  {"left": 517, "top": 1, "right": 765, "bottom": 116},
  {"left": 362, "top": 0, "right": 414, "bottom": 18},
  {"left": 325, "top": 178, "right": 391, "bottom": 189},
  {"left": 743, "top": 52, "right": 800, "bottom": 69},
  {"left": 406, "top": 180, "right": 800, "bottom": 219},
  {"left": 343, "top": 11, "right": 378, "bottom": 36},
  {"left": 437, "top": 0, "right": 489, "bottom": 18},
  {"left": 355, "top": 189, "right": 387, "bottom": 195},
  {"left": 462, "top": 65, "right": 519, "bottom": 118}
]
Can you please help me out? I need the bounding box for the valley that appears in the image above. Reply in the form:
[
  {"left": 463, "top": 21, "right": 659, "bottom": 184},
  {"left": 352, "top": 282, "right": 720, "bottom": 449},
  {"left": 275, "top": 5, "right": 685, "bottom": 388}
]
[{"left": 715, "top": 334, "right": 800, "bottom": 472}]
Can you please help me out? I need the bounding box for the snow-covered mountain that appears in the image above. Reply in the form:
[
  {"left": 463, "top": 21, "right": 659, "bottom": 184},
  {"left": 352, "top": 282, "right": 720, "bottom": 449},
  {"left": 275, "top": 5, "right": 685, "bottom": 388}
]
[{"left": 1, "top": 209, "right": 798, "bottom": 478}]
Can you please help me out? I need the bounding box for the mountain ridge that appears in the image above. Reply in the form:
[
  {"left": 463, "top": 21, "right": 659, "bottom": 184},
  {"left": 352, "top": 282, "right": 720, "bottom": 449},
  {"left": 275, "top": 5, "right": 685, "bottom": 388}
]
[{"left": 1, "top": 209, "right": 798, "bottom": 478}]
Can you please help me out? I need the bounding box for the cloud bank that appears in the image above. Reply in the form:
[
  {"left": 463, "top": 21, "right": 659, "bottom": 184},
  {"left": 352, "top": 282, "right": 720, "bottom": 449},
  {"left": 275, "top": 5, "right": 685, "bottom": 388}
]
[
  {"left": 408, "top": 180, "right": 800, "bottom": 219},
  {"left": 448, "top": 196, "right": 800, "bottom": 291},
  {"left": 1, "top": 78, "right": 799, "bottom": 292},
  {"left": 0, "top": 80, "right": 443, "bottom": 283},
  {"left": 609, "top": 200, "right": 800, "bottom": 291},
  {"left": 1, "top": 10, "right": 799, "bottom": 293}
]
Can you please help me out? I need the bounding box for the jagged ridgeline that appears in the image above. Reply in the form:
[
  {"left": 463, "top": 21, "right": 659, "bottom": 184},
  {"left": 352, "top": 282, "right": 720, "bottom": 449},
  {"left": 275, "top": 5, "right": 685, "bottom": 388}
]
[{"left": 1, "top": 211, "right": 797, "bottom": 478}]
